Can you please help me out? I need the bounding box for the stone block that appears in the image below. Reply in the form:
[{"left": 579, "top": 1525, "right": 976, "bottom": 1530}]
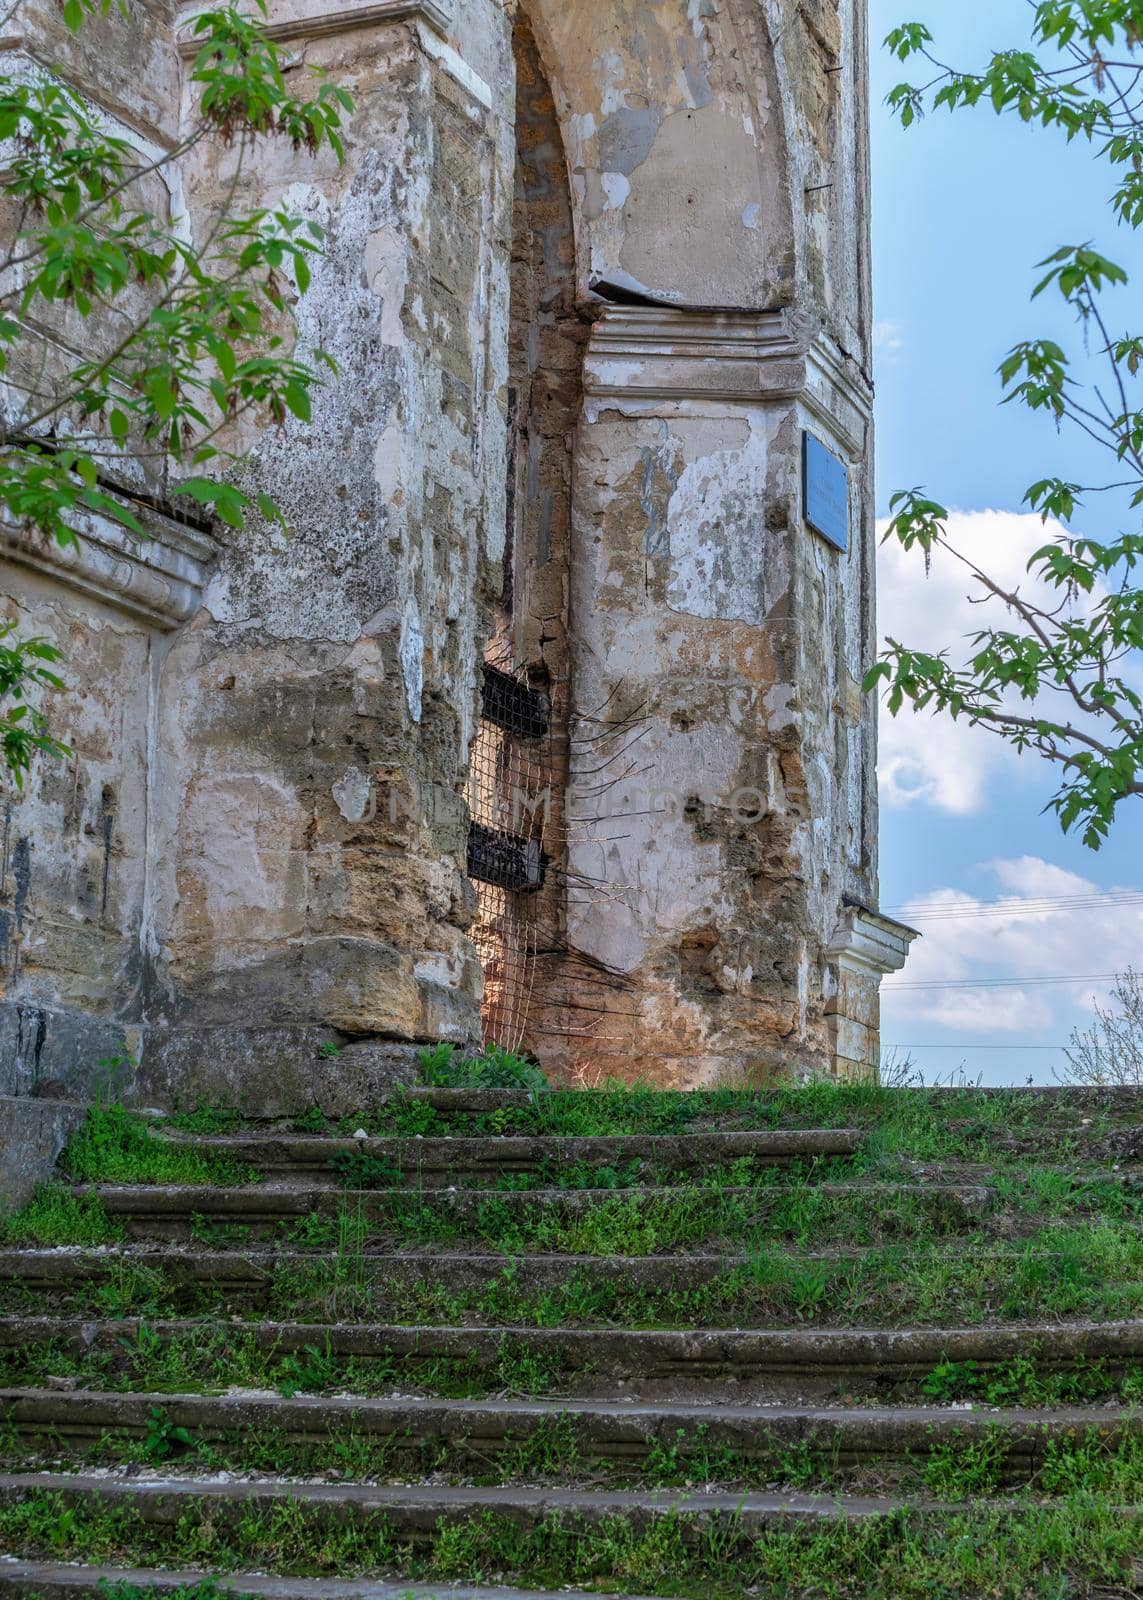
[
  {"left": 0, "top": 1095, "right": 89, "bottom": 1210},
  {"left": 138, "top": 1028, "right": 422, "bottom": 1118}
]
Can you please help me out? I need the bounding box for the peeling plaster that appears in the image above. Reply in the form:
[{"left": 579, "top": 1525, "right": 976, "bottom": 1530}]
[
  {"left": 639, "top": 427, "right": 681, "bottom": 557},
  {"left": 365, "top": 226, "right": 408, "bottom": 346},
  {"left": 600, "top": 171, "right": 631, "bottom": 210},
  {"left": 664, "top": 419, "right": 770, "bottom": 625},
  {"left": 598, "top": 105, "right": 661, "bottom": 176},
  {"left": 332, "top": 767, "right": 375, "bottom": 824},
  {"left": 5, "top": 0, "right": 882, "bottom": 1096},
  {"left": 400, "top": 597, "right": 424, "bottom": 725}
]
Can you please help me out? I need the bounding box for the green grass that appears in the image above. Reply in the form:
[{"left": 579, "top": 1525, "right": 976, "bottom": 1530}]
[
  {"left": 0, "top": 1184, "right": 122, "bottom": 1246},
  {"left": 418, "top": 1042, "right": 549, "bottom": 1096},
  {"left": 61, "top": 1106, "right": 252, "bottom": 1187},
  {"left": 0, "top": 1490, "right": 1139, "bottom": 1599},
  {"left": 923, "top": 1347, "right": 1143, "bottom": 1407},
  {"left": 0, "top": 1324, "right": 566, "bottom": 1404},
  {"left": 5, "top": 1404, "right": 1142, "bottom": 1502},
  {"left": 4, "top": 1275, "right": 1142, "bottom": 1406},
  {"left": 166, "top": 1103, "right": 244, "bottom": 1136},
  {"left": 305, "top": 1078, "right": 1140, "bottom": 1155},
  {"left": 355, "top": 1169, "right": 1138, "bottom": 1255},
  {"left": 222, "top": 1221, "right": 1143, "bottom": 1330},
  {"left": 100, "top": 1586, "right": 254, "bottom": 1600}
]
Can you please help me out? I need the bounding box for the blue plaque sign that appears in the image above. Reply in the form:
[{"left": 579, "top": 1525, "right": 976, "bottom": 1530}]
[{"left": 803, "top": 431, "right": 849, "bottom": 553}]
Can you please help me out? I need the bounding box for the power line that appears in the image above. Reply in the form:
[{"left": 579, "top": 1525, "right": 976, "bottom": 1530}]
[
  {"left": 885, "top": 889, "right": 1143, "bottom": 923},
  {"left": 887, "top": 1043, "right": 1069, "bottom": 1050},
  {"left": 884, "top": 972, "right": 1116, "bottom": 992}
]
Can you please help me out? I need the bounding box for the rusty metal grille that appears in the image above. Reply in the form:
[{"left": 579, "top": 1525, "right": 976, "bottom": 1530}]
[
  {"left": 481, "top": 665, "right": 551, "bottom": 740},
  {"left": 467, "top": 661, "right": 553, "bottom": 1052}
]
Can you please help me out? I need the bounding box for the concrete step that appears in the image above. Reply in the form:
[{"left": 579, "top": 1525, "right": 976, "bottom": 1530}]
[
  {"left": 77, "top": 1180, "right": 997, "bottom": 1240},
  {"left": 0, "top": 1238, "right": 1089, "bottom": 1306},
  {"left": 154, "top": 1128, "right": 861, "bottom": 1185},
  {"left": 1, "top": 1387, "right": 1135, "bottom": 1486},
  {"left": 2, "top": 1315, "right": 1140, "bottom": 1392},
  {"left": 0, "top": 1245, "right": 805, "bottom": 1298},
  {"left": 0, "top": 1560, "right": 670, "bottom": 1600},
  {"left": 0, "top": 1469, "right": 941, "bottom": 1537}
]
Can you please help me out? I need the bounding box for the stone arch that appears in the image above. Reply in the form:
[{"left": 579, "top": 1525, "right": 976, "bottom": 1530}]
[
  {"left": 469, "top": 9, "right": 591, "bottom": 1056},
  {"left": 499, "top": 6, "right": 588, "bottom": 677},
  {"left": 520, "top": 0, "right": 796, "bottom": 309}
]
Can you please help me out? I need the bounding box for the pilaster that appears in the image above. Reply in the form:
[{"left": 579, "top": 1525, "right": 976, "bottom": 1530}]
[{"left": 826, "top": 903, "right": 919, "bottom": 1079}]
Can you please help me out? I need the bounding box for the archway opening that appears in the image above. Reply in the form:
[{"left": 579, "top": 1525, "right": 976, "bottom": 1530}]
[{"left": 467, "top": 11, "right": 589, "bottom": 1058}]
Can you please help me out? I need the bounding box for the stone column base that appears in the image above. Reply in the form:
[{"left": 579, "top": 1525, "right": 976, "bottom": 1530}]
[{"left": 826, "top": 903, "right": 919, "bottom": 1081}]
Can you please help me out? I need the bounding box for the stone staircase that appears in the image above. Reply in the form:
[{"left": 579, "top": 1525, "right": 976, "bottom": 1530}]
[{"left": 0, "top": 1079, "right": 1139, "bottom": 1599}]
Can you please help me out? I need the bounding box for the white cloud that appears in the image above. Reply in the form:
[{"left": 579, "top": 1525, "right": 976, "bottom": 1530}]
[
  {"left": 873, "top": 320, "right": 905, "bottom": 363},
  {"left": 883, "top": 855, "right": 1143, "bottom": 1036},
  {"left": 875, "top": 508, "right": 1100, "bottom": 815}
]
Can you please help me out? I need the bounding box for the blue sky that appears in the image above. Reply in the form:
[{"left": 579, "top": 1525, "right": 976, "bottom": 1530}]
[{"left": 870, "top": 0, "right": 1143, "bottom": 1083}]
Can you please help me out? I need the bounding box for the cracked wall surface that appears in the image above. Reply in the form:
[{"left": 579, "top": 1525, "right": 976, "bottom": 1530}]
[{"left": 0, "top": 0, "right": 910, "bottom": 1102}]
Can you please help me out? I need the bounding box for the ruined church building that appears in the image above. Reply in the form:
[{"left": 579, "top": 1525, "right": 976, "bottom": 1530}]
[{"left": 2, "top": 0, "right": 916, "bottom": 1105}]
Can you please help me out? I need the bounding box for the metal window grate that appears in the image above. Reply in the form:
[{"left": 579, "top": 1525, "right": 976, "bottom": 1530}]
[
  {"left": 467, "top": 657, "right": 554, "bottom": 1052},
  {"left": 481, "top": 664, "right": 550, "bottom": 739},
  {"left": 467, "top": 823, "right": 546, "bottom": 894}
]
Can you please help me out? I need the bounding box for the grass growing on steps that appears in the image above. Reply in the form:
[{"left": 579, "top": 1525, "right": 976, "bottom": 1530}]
[
  {"left": 307, "top": 1173, "right": 1137, "bottom": 1258},
  {"left": 4, "top": 1408, "right": 1141, "bottom": 1500},
  {"left": 0, "top": 1489, "right": 1138, "bottom": 1599},
  {"left": 0, "top": 1325, "right": 569, "bottom": 1403},
  {"left": 5, "top": 1306, "right": 1142, "bottom": 1408},
  {"left": 0, "top": 1186, "right": 122, "bottom": 1247},
  {"left": 269, "top": 1077, "right": 1140, "bottom": 1157},
  {"left": 166, "top": 1105, "right": 245, "bottom": 1136},
  {"left": 317, "top": 1151, "right": 1139, "bottom": 1194},
  {"left": 8, "top": 1220, "right": 1138, "bottom": 1332},
  {"left": 61, "top": 1107, "right": 252, "bottom": 1188},
  {"left": 272, "top": 1224, "right": 1143, "bottom": 1328},
  {"left": 101, "top": 1586, "right": 253, "bottom": 1600},
  {"left": 419, "top": 1042, "right": 550, "bottom": 1096}
]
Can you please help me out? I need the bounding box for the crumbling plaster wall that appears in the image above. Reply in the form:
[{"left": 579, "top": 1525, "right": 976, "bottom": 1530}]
[
  {"left": 2, "top": 0, "right": 899, "bottom": 1101},
  {"left": 505, "top": 0, "right": 886, "bottom": 1083},
  {"left": 0, "top": 0, "right": 196, "bottom": 1091},
  {"left": 142, "top": 0, "right": 518, "bottom": 1089},
  {"left": 2, "top": 0, "right": 521, "bottom": 1100}
]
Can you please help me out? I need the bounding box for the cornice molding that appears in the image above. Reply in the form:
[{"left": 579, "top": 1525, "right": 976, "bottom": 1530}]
[
  {"left": 827, "top": 905, "right": 919, "bottom": 979},
  {"left": 585, "top": 305, "right": 805, "bottom": 406},
  {"left": 584, "top": 305, "right": 873, "bottom": 455},
  {"left": 3, "top": 499, "right": 217, "bottom": 630},
  {"left": 176, "top": 0, "right": 451, "bottom": 53}
]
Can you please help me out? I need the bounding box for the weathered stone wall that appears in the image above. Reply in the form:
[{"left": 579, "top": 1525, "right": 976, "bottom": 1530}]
[
  {"left": 2, "top": 0, "right": 518, "bottom": 1102},
  {"left": 496, "top": 0, "right": 910, "bottom": 1083},
  {"left": 1, "top": 0, "right": 911, "bottom": 1106},
  {"left": 142, "top": 2, "right": 516, "bottom": 1088},
  {"left": 0, "top": 0, "right": 191, "bottom": 1093}
]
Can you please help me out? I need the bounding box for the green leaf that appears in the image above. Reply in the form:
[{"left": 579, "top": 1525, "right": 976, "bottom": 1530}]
[{"left": 283, "top": 380, "right": 311, "bottom": 423}]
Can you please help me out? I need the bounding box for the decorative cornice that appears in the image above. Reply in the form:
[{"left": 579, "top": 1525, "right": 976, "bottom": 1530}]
[
  {"left": 827, "top": 903, "right": 920, "bottom": 979},
  {"left": 584, "top": 305, "right": 873, "bottom": 456},
  {"left": 176, "top": 0, "right": 452, "bottom": 54},
  {"left": 804, "top": 335, "right": 874, "bottom": 459},
  {"left": 585, "top": 305, "right": 806, "bottom": 405},
  {"left": 3, "top": 499, "right": 217, "bottom": 630}
]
